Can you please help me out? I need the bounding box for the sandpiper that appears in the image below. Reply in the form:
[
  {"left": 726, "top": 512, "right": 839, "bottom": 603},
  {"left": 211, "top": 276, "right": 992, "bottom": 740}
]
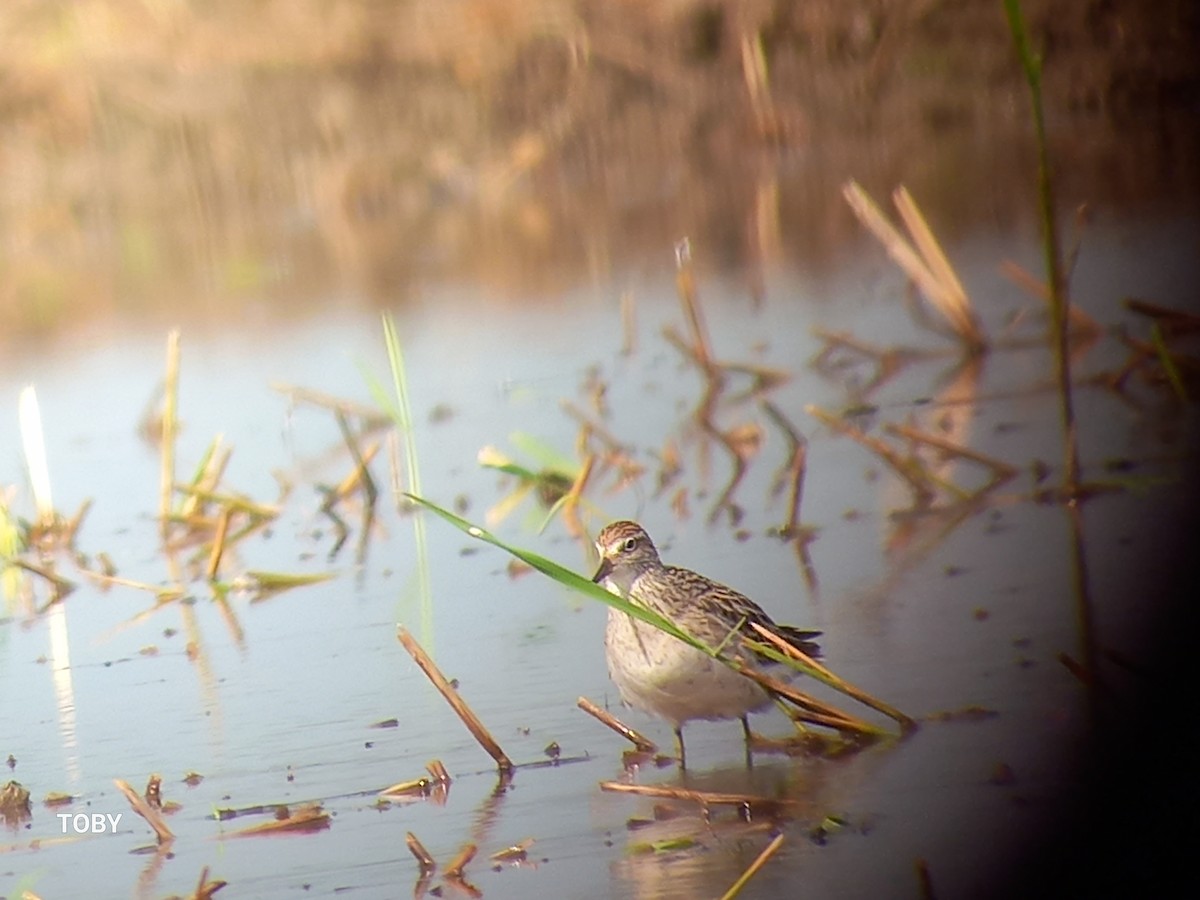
[{"left": 592, "top": 520, "right": 820, "bottom": 767}]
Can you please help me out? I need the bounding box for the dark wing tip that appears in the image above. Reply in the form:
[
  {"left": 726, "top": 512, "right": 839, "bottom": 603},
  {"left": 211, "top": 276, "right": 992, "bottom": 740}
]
[{"left": 779, "top": 625, "right": 822, "bottom": 659}]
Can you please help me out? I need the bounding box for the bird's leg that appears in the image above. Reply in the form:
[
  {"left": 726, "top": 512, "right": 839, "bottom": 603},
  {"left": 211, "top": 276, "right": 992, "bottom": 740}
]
[
  {"left": 741, "top": 715, "right": 754, "bottom": 769},
  {"left": 674, "top": 725, "right": 687, "bottom": 770}
]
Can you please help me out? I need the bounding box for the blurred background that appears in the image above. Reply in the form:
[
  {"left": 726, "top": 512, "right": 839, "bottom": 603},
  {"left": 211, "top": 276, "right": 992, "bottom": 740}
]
[{"left": 2, "top": 0, "right": 1195, "bottom": 341}]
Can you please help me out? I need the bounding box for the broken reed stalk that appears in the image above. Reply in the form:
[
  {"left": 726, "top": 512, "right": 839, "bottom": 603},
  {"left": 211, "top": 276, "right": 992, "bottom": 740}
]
[
  {"left": 444, "top": 842, "right": 477, "bottom": 879},
  {"left": 329, "top": 440, "right": 381, "bottom": 505},
  {"left": 231, "top": 804, "right": 331, "bottom": 836},
  {"left": 113, "top": 778, "right": 174, "bottom": 844},
  {"left": 750, "top": 624, "right": 919, "bottom": 733},
  {"left": 842, "top": 182, "right": 984, "bottom": 352},
  {"left": 160, "top": 329, "right": 181, "bottom": 534},
  {"left": 406, "top": 832, "right": 437, "bottom": 872},
  {"left": 599, "top": 781, "right": 795, "bottom": 808},
  {"left": 191, "top": 865, "right": 228, "bottom": 900},
  {"left": 577, "top": 697, "right": 657, "bottom": 752},
  {"left": 732, "top": 663, "right": 881, "bottom": 736},
  {"left": 205, "top": 507, "right": 232, "bottom": 581},
  {"left": 396, "top": 626, "right": 514, "bottom": 774},
  {"left": 893, "top": 186, "right": 983, "bottom": 349},
  {"left": 10, "top": 559, "right": 76, "bottom": 598},
  {"left": 719, "top": 833, "right": 785, "bottom": 900},
  {"left": 740, "top": 30, "right": 777, "bottom": 138}
]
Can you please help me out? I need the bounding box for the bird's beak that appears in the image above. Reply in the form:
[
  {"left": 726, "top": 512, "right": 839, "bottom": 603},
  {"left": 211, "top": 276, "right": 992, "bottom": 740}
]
[{"left": 591, "top": 556, "right": 613, "bottom": 584}]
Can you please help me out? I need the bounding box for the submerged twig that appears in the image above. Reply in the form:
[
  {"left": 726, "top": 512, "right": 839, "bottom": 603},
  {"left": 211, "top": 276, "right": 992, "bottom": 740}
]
[
  {"left": 228, "top": 804, "right": 331, "bottom": 836},
  {"left": 444, "top": 843, "right": 476, "bottom": 879},
  {"left": 405, "top": 831, "right": 437, "bottom": 873},
  {"left": 396, "top": 627, "right": 513, "bottom": 774},
  {"left": 719, "top": 833, "right": 785, "bottom": 900},
  {"left": 189, "top": 865, "right": 228, "bottom": 899},
  {"left": 577, "top": 697, "right": 657, "bottom": 752},
  {"left": 599, "top": 781, "right": 795, "bottom": 809},
  {"left": 113, "top": 778, "right": 174, "bottom": 845}
]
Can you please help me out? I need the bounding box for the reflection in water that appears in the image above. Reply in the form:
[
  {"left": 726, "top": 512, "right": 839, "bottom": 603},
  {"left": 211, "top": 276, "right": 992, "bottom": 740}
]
[
  {"left": 48, "top": 602, "right": 80, "bottom": 784},
  {"left": 606, "top": 761, "right": 824, "bottom": 900}
]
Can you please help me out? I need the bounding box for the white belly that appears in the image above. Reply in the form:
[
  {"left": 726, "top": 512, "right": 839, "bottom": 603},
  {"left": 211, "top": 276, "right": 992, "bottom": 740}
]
[{"left": 604, "top": 609, "right": 772, "bottom": 726}]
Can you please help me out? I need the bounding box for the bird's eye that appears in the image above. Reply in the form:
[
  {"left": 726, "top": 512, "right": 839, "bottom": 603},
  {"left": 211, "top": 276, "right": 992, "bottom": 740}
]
[{"left": 622, "top": 537, "right": 638, "bottom": 552}]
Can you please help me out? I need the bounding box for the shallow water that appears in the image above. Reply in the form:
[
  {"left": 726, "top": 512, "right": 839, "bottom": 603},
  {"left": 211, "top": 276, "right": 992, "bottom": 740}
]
[
  {"left": 3, "top": 7, "right": 1199, "bottom": 896},
  {"left": 4, "top": 203, "right": 1197, "bottom": 897}
]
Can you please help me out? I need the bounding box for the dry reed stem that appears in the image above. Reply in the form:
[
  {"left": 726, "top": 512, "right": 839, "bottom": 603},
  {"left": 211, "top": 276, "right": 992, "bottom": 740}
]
[
  {"left": 10, "top": 560, "right": 75, "bottom": 598},
  {"left": 749, "top": 624, "right": 919, "bottom": 733},
  {"left": 577, "top": 697, "right": 658, "bottom": 752},
  {"left": 843, "top": 182, "right": 984, "bottom": 350},
  {"left": 1126, "top": 297, "right": 1200, "bottom": 331},
  {"left": 426, "top": 760, "right": 451, "bottom": 784},
  {"left": 60, "top": 498, "right": 91, "bottom": 548},
  {"left": 443, "top": 842, "right": 477, "bottom": 879},
  {"left": 893, "top": 186, "right": 982, "bottom": 347},
  {"left": 732, "top": 663, "right": 878, "bottom": 735},
  {"left": 173, "top": 487, "right": 278, "bottom": 522},
  {"left": 380, "top": 777, "right": 434, "bottom": 798},
  {"left": 205, "top": 507, "right": 232, "bottom": 581},
  {"left": 557, "top": 453, "right": 595, "bottom": 539},
  {"left": 328, "top": 441, "right": 381, "bottom": 504},
  {"left": 719, "top": 833, "right": 785, "bottom": 900},
  {"left": 159, "top": 330, "right": 181, "bottom": 531},
  {"left": 406, "top": 832, "right": 437, "bottom": 872},
  {"left": 181, "top": 440, "right": 230, "bottom": 521},
  {"left": 490, "top": 839, "right": 533, "bottom": 863},
  {"left": 740, "top": 30, "right": 777, "bottom": 138},
  {"left": 397, "top": 627, "right": 514, "bottom": 773},
  {"left": 190, "top": 866, "right": 228, "bottom": 899},
  {"left": 231, "top": 804, "right": 330, "bottom": 836},
  {"left": 113, "top": 778, "right": 174, "bottom": 844},
  {"left": 599, "top": 781, "right": 796, "bottom": 808}
]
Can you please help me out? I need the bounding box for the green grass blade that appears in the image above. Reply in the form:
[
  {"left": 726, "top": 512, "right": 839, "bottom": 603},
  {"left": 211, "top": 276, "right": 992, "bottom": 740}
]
[
  {"left": 403, "top": 492, "right": 707, "bottom": 651},
  {"left": 1150, "top": 322, "right": 1189, "bottom": 402},
  {"left": 377, "top": 315, "right": 433, "bottom": 641}
]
